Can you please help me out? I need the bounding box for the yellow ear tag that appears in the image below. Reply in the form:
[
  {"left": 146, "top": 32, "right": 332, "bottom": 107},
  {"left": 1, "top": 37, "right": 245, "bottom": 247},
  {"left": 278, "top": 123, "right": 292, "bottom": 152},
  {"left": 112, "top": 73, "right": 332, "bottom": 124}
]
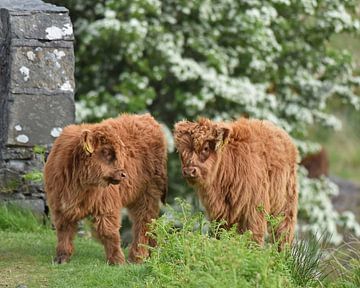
[
  {"left": 215, "top": 141, "right": 222, "bottom": 151},
  {"left": 216, "top": 138, "right": 229, "bottom": 151},
  {"left": 84, "top": 142, "right": 94, "bottom": 155}
]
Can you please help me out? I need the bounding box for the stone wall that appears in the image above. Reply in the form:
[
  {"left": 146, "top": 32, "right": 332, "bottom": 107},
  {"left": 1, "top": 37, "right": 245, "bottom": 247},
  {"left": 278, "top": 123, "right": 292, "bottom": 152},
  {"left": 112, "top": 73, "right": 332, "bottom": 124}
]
[{"left": 0, "top": 0, "right": 75, "bottom": 213}]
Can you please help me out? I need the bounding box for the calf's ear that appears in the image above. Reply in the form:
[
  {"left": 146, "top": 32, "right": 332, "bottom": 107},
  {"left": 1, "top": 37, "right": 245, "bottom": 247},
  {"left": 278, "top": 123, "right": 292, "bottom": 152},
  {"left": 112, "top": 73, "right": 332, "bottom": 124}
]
[
  {"left": 173, "top": 120, "right": 193, "bottom": 135},
  {"left": 173, "top": 121, "right": 193, "bottom": 152},
  {"left": 81, "top": 130, "right": 94, "bottom": 155},
  {"left": 215, "top": 127, "right": 230, "bottom": 151}
]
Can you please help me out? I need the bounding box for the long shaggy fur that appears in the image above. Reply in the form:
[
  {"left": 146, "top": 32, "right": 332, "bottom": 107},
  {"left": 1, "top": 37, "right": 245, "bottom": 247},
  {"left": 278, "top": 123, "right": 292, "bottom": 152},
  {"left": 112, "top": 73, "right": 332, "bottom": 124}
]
[
  {"left": 174, "top": 117, "right": 298, "bottom": 248},
  {"left": 44, "top": 114, "right": 167, "bottom": 264}
]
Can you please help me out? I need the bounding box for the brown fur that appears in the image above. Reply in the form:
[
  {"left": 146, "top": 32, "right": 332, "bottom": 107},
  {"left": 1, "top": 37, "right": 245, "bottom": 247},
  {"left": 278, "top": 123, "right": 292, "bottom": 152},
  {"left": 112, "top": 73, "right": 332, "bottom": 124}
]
[
  {"left": 44, "top": 114, "right": 167, "bottom": 264},
  {"left": 300, "top": 147, "right": 329, "bottom": 178},
  {"left": 174, "top": 117, "right": 298, "bottom": 249}
]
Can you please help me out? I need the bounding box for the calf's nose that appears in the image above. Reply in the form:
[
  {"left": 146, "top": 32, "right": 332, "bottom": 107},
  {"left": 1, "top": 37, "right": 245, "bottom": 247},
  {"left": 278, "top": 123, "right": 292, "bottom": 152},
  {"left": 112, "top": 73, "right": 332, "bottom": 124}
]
[
  {"left": 182, "top": 167, "right": 198, "bottom": 178},
  {"left": 108, "top": 170, "right": 127, "bottom": 185}
]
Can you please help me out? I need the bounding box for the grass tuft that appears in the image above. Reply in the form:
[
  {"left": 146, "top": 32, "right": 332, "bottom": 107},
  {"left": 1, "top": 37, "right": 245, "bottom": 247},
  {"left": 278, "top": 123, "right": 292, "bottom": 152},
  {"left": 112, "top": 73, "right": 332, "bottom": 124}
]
[
  {"left": 327, "top": 237, "right": 360, "bottom": 287},
  {"left": 0, "top": 204, "right": 47, "bottom": 233},
  {"left": 288, "top": 232, "right": 331, "bottom": 287}
]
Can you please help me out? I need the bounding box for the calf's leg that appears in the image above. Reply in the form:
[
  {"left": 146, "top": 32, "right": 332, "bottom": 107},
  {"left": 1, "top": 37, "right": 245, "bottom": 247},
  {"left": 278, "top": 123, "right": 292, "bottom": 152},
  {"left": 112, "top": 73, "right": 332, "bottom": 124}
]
[
  {"left": 244, "top": 208, "right": 267, "bottom": 246},
  {"left": 275, "top": 173, "right": 298, "bottom": 251},
  {"left": 54, "top": 217, "right": 77, "bottom": 264},
  {"left": 93, "top": 213, "right": 125, "bottom": 265},
  {"left": 127, "top": 195, "right": 160, "bottom": 263}
]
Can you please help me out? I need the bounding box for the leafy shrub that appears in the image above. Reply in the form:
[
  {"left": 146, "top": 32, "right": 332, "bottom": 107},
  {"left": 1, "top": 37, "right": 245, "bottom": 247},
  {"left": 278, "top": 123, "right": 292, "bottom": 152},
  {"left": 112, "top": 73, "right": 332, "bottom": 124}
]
[
  {"left": 144, "top": 199, "right": 328, "bottom": 287},
  {"left": 49, "top": 0, "right": 360, "bottom": 243},
  {"left": 22, "top": 171, "right": 43, "bottom": 183}
]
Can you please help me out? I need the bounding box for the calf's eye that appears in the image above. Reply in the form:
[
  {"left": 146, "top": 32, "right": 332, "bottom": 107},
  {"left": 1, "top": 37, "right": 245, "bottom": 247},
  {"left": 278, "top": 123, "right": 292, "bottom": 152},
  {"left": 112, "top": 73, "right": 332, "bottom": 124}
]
[
  {"left": 202, "top": 142, "right": 212, "bottom": 154},
  {"left": 199, "top": 144, "right": 211, "bottom": 162},
  {"left": 102, "top": 148, "right": 115, "bottom": 162}
]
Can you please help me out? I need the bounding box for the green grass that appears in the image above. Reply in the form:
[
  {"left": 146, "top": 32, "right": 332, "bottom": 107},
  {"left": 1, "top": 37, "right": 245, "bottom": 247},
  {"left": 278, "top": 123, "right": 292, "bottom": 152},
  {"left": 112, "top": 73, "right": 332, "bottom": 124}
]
[
  {"left": 0, "top": 201, "right": 359, "bottom": 287},
  {"left": 327, "top": 238, "right": 360, "bottom": 288},
  {"left": 0, "top": 204, "right": 146, "bottom": 288},
  {"left": 0, "top": 231, "right": 147, "bottom": 288}
]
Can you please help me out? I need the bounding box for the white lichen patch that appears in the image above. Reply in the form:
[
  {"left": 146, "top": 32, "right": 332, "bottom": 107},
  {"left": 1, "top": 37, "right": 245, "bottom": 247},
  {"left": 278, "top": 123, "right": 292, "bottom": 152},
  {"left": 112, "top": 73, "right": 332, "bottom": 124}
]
[
  {"left": 45, "top": 23, "right": 73, "bottom": 40},
  {"left": 60, "top": 80, "right": 73, "bottom": 92},
  {"left": 51, "top": 127, "right": 63, "bottom": 138},
  {"left": 53, "top": 49, "right": 66, "bottom": 59},
  {"left": 14, "top": 125, "right": 22, "bottom": 131},
  {"left": 19, "top": 66, "right": 30, "bottom": 81},
  {"left": 16, "top": 134, "right": 29, "bottom": 144},
  {"left": 63, "top": 23, "right": 73, "bottom": 36},
  {"left": 46, "top": 51, "right": 62, "bottom": 69},
  {"left": 45, "top": 26, "right": 62, "bottom": 40},
  {"left": 26, "top": 51, "right": 36, "bottom": 61}
]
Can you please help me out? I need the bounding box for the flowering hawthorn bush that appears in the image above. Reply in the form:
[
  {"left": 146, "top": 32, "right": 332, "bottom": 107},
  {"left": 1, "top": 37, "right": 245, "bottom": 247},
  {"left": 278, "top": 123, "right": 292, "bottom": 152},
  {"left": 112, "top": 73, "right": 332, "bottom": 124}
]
[{"left": 52, "top": 0, "right": 360, "bottom": 243}]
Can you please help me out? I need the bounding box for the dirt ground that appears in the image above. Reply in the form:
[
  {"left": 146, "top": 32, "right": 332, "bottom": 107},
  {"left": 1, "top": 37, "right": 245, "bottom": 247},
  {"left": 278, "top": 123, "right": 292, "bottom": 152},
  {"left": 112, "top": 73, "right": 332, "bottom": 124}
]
[{"left": 332, "top": 176, "right": 360, "bottom": 222}]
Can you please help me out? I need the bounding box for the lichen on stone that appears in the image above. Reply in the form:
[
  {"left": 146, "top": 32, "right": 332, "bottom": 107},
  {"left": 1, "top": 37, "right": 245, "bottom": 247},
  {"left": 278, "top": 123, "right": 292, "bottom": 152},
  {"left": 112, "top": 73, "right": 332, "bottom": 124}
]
[
  {"left": 50, "top": 127, "right": 63, "bottom": 138},
  {"left": 16, "top": 134, "right": 29, "bottom": 144},
  {"left": 19, "top": 66, "right": 30, "bottom": 81},
  {"left": 45, "top": 23, "right": 73, "bottom": 40}
]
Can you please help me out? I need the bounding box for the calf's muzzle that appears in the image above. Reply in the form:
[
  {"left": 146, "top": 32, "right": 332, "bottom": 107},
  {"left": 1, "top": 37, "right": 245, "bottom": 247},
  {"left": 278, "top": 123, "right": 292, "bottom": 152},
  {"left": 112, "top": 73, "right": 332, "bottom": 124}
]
[
  {"left": 107, "top": 170, "right": 127, "bottom": 185},
  {"left": 182, "top": 166, "right": 199, "bottom": 178}
]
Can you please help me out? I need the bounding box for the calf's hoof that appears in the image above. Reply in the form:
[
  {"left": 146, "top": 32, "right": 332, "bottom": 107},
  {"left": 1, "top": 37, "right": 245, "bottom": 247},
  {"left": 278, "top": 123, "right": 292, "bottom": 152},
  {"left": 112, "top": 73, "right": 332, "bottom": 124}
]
[
  {"left": 128, "top": 251, "right": 147, "bottom": 264},
  {"left": 128, "top": 257, "right": 144, "bottom": 264},
  {"left": 53, "top": 254, "right": 70, "bottom": 264},
  {"left": 107, "top": 255, "right": 125, "bottom": 265}
]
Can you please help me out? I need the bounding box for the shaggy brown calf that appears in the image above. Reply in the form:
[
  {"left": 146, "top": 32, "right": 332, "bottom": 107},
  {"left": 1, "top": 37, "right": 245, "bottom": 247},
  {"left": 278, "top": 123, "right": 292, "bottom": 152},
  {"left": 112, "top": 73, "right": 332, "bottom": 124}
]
[
  {"left": 174, "top": 117, "right": 298, "bottom": 248},
  {"left": 44, "top": 114, "right": 167, "bottom": 264},
  {"left": 300, "top": 147, "right": 329, "bottom": 178}
]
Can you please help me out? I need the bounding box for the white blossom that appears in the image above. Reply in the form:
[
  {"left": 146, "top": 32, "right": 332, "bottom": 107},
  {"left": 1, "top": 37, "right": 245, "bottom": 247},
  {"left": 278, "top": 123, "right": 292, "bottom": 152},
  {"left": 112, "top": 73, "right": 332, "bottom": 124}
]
[{"left": 73, "top": 0, "right": 360, "bottom": 243}]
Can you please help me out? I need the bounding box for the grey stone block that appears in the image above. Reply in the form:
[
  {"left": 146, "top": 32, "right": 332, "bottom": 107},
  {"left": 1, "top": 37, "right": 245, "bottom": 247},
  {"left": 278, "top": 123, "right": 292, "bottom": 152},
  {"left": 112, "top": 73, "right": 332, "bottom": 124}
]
[
  {"left": 0, "top": 168, "right": 22, "bottom": 193},
  {"left": 0, "top": 0, "right": 67, "bottom": 13},
  {"left": 0, "top": 9, "right": 10, "bottom": 41},
  {"left": 11, "top": 38, "right": 73, "bottom": 48},
  {"left": 24, "top": 182, "right": 44, "bottom": 196},
  {"left": 11, "top": 192, "right": 25, "bottom": 200},
  {"left": 1, "top": 147, "right": 33, "bottom": 160},
  {"left": 10, "top": 45, "right": 75, "bottom": 94},
  {"left": 0, "top": 0, "right": 74, "bottom": 210},
  {"left": 8, "top": 198, "right": 45, "bottom": 214},
  {"left": 0, "top": 16, "right": 10, "bottom": 147},
  {"left": 6, "top": 93, "right": 74, "bottom": 146},
  {"left": 0, "top": 160, "right": 45, "bottom": 196},
  {"left": 8, "top": 160, "right": 26, "bottom": 171},
  {"left": 9, "top": 12, "right": 73, "bottom": 41}
]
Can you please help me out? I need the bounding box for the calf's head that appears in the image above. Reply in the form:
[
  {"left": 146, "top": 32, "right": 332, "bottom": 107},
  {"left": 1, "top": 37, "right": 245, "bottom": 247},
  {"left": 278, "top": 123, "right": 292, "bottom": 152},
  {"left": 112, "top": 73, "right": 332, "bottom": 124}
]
[
  {"left": 77, "top": 127, "right": 127, "bottom": 187},
  {"left": 174, "top": 118, "right": 230, "bottom": 186}
]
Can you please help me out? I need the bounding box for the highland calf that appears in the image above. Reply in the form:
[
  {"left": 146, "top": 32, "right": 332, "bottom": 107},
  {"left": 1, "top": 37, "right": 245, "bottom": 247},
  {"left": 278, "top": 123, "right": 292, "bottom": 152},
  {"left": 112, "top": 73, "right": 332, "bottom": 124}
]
[
  {"left": 300, "top": 147, "right": 329, "bottom": 178},
  {"left": 44, "top": 114, "right": 167, "bottom": 264},
  {"left": 174, "top": 117, "right": 298, "bottom": 249}
]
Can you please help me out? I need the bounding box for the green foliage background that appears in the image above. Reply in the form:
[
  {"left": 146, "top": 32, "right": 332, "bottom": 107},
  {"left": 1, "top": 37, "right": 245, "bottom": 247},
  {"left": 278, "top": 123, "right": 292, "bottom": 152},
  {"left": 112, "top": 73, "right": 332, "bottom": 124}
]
[{"left": 48, "top": 0, "right": 360, "bottom": 243}]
